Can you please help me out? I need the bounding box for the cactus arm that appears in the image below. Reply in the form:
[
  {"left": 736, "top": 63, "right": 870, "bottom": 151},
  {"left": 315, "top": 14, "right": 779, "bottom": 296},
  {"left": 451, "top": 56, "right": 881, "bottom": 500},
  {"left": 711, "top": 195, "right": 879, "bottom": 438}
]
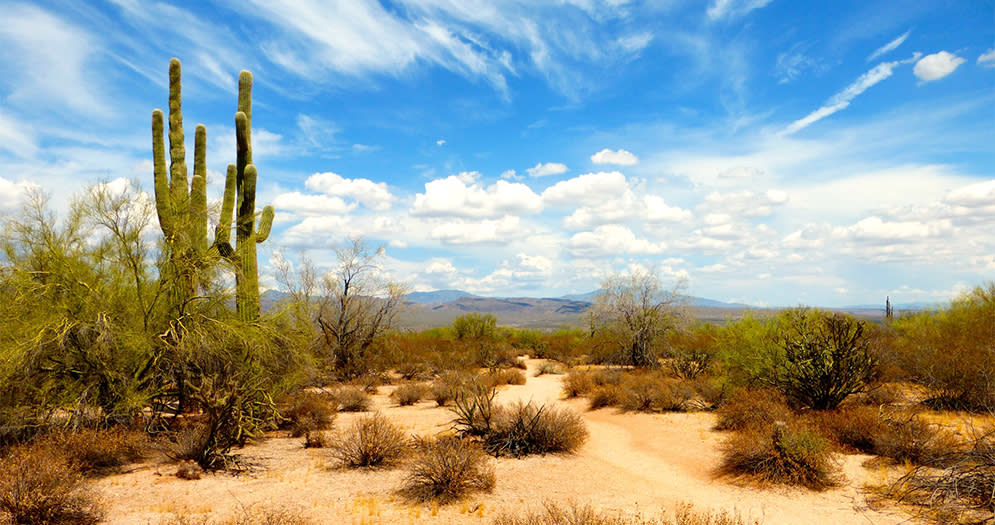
[
  {"left": 167, "top": 58, "right": 189, "bottom": 215},
  {"left": 238, "top": 164, "right": 258, "bottom": 242},
  {"left": 214, "top": 164, "right": 237, "bottom": 253},
  {"left": 256, "top": 205, "right": 274, "bottom": 243},
  {"left": 152, "top": 109, "right": 173, "bottom": 238},
  {"left": 190, "top": 124, "right": 208, "bottom": 256},
  {"left": 237, "top": 70, "right": 252, "bottom": 165}
]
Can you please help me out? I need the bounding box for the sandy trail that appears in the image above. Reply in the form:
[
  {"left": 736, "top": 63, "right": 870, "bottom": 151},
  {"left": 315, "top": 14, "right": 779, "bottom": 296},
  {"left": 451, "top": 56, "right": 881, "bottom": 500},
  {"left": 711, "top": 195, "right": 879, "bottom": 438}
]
[{"left": 95, "top": 359, "right": 916, "bottom": 524}]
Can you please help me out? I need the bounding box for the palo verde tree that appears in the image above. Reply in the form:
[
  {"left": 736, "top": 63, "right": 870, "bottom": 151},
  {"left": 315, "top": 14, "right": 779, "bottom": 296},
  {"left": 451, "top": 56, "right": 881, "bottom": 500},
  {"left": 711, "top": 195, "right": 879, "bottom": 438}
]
[
  {"left": 588, "top": 269, "right": 687, "bottom": 367},
  {"left": 767, "top": 309, "right": 878, "bottom": 410}
]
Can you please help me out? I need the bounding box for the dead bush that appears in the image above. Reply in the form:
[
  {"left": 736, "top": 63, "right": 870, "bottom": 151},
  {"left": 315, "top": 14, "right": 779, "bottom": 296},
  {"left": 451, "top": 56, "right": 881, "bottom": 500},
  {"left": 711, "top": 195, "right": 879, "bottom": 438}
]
[
  {"left": 330, "top": 413, "right": 408, "bottom": 468},
  {"left": 51, "top": 427, "right": 147, "bottom": 476},
  {"left": 0, "top": 444, "right": 103, "bottom": 524},
  {"left": 336, "top": 387, "right": 372, "bottom": 412},
  {"left": 534, "top": 362, "right": 565, "bottom": 376},
  {"left": 588, "top": 385, "right": 623, "bottom": 410},
  {"left": 619, "top": 375, "right": 694, "bottom": 413},
  {"left": 804, "top": 405, "right": 886, "bottom": 454},
  {"left": 175, "top": 460, "right": 203, "bottom": 480},
  {"left": 303, "top": 431, "right": 329, "bottom": 449},
  {"left": 279, "top": 391, "right": 337, "bottom": 438},
  {"left": 872, "top": 410, "right": 958, "bottom": 465},
  {"left": 720, "top": 422, "right": 839, "bottom": 490},
  {"left": 714, "top": 389, "right": 793, "bottom": 431},
  {"left": 401, "top": 435, "right": 495, "bottom": 502},
  {"left": 562, "top": 371, "right": 595, "bottom": 398},
  {"left": 485, "top": 368, "right": 527, "bottom": 387},
  {"left": 484, "top": 402, "right": 588, "bottom": 457},
  {"left": 431, "top": 371, "right": 473, "bottom": 407},
  {"left": 391, "top": 384, "right": 428, "bottom": 406}
]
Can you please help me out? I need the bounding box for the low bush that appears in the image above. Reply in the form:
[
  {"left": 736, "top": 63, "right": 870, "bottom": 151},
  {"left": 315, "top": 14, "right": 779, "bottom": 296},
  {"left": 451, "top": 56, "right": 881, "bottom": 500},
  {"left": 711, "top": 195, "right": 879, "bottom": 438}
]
[
  {"left": 175, "top": 459, "right": 203, "bottom": 480},
  {"left": 804, "top": 405, "right": 885, "bottom": 454},
  {"left": 714, "top": 389, "right": 793, "bottom": 431},
  {"left": 303, "top": 431, "right": 329, "bottom": 449},
  {"left": 51, "top": 427, "right": 147, "bottom": 476},
  {"left": 401, "top": 435, "right": 495, "bottom": 502},
  {"left": 872, "top": 410, "right": 957, "bottom": 465},
  {"left": 484, "top": 402, "right": 588, "bottom": 457},
  {"left": 720, "top": 422, "right": 838, "bottom": 490},
  {"left": 279, "top": 391, "right": 337, "bottom": 438},
  {"left": 392, "top": 384, "right": 428, "bottom": 406},
  {"left": 534, "top": 362, "right": 565, "bottom": 376},
  {"left": 330, "top": 413, "right": 408, "bottom": 468},
  {"left": 619, "top": 375, "right": 694, "bottom": 413},
  {"left": 486, "top": 368, "right": 527, "bottom": 387},
  {"left": 588, "top": 385, "right": 622, "bottom": 410},
  {"left": 431, "top": 371, "right": 473, "bottom": 407},
  {"left": 451, "top": 382, "right": 498, "bottom": 437},
  {"left": 670, "top": 350, "right": 713, "bottom": 380},
  {"left": 562, "top": 371, "right": 595, "bottom": 398},
  {"left": 0, "top": 443, "right": 103, "bottom": 524},
  {"left": 336, "top": 387, "right": 372, "bottom": 412}
]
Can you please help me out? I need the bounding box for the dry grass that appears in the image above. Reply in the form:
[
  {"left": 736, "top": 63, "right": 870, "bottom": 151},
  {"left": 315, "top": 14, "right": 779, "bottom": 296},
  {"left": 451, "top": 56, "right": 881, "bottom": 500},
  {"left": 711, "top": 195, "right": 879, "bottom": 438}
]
[
  {"left": 159, "top": 504, "right": 313, "bottom": 524},
  {"left": 619, "top": 375, "right": 695, "bottom": 413},
  {"left": 720, "top": 422, "right": 839, "bottom": 490},
  {"left": 804, "top": 405, "right": 886, "bottom": 454},
  {"left": 486, "top": 368, "right": 527, "bottom": 387},
  {"left": 401, "top": 435, "right": 496, "bottom": 502},
  {"left": 48, "top": 427, "right": 147, "bottom": 476},
  {"left": 588, "top": 386, "right": 622, "bottom": 410},
  {"left": 534, "top": 362, "right": 566, "bottom": 376},
  {"left": 872, "top": 410, "right": 959, "bottom": 465},
  {"left": 0, "top": 443, "right": 103, "bottom": 524},
  {"left": 330, "top": 413, "right": 408, "bottom": 468},
  {"left": 562, "top": 371, "right": 596, "bottom": 398},
  {"left": 491, "top": 501, "right": 752, "bottom": 524}
]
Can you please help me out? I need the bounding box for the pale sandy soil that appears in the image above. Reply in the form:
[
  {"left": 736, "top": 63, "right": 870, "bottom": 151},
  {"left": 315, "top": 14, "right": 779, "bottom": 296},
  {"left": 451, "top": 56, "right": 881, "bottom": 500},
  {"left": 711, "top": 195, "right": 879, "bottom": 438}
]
[{"left": 95, "top": 359, "right": 919, "bottom": 524}]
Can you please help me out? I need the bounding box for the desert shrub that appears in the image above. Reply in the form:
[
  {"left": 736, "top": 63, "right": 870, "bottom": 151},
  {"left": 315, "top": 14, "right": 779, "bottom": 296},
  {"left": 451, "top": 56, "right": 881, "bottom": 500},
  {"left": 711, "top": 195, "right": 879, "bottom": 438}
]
[
  {"left": 395, "top": 361, "right": 432, "bottom": 381},
  {"left": 670, "top": 350, "right": 713, "bottom": 380},
  {"left": 619, "top": 375, "right": 694, "bottom": 413},
  {"left": 860, "top": 383, "right": 905, "bottom": 406},
  {"left": 451, "top": 382, "right": 499, "bottom": 437},
  {"left": 392, "top": 384, "right": 428, "bottom": 406},
  {"left": 484, "top": 402, "right": 588, "bottom": 457},
  {"left": 562, "top": 371, "right": 595, "bottom": 398},
  {"left": 163, "top": 423, "right": 221, "bottom": 470},
  {"left": 402, "top": 435, "right": 495, "bottom": 502},
  {"left": 330, "top": 413, "right": 408, "bottom": 468},
  {"left": 279, "top": 391, "right": 337, "bottom": 438},
  {"left": 336, "top": 387, "right": 372, "bottom": 412},
  {"left": 804, "top": 405, "right": 886, "bottom": 454},
  {"left": 872, "top": 410, "right": 957, "bottom": 465},
  {"left": 303, "top": 431, "right": 329, "bottom": 449},
  {"left": 51, "top": 427, "right": 147, "bottom": 475},
  {"left": 431, "top": 371, "right": 474, "bottom": 407},
  {"left": 175, "top": 460, "right": 203, "bottom": 480},
  {"left": 720, "top": 421, "right": 838, "bottom": 490},
  {"left": 0, "top": 444, "right": 103, "bottom": 524},
  {"left": 891, "top": 284, "right": 995, "bottom": 411},
  {"left": 588, "top": 386, "right": 623, "bottom": 410},
  {"left": 486, "top": 368, "right": 527, "bottom": 387},
  {"left": 534, "top": 362, "right": 565, "bottom": 376},
  {"left": 453, "top": 312, "right": 498, "bottom": 340},
  {"left": 714, "top": 389, "right": 792, "bottom": 431},
  {"left": 767, "top": 309, "right": 878, "bottom": 410}
]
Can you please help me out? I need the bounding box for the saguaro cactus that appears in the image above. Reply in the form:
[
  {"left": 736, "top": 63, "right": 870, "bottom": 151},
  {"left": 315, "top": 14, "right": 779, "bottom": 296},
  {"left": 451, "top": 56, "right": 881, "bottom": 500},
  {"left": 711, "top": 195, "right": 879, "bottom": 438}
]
[
  {"left": 152, "top": 58, "right": 210, "bottom": 313},
  {"left": 214, "top": 70, "right": 275, "bottom": 321}
]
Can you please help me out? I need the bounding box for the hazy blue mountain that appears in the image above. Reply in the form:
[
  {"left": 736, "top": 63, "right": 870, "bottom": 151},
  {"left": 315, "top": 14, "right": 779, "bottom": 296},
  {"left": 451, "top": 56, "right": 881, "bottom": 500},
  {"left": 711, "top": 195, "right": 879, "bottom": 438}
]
[{"left": 404, "top": 289, "right": 482, "bottom": 304}]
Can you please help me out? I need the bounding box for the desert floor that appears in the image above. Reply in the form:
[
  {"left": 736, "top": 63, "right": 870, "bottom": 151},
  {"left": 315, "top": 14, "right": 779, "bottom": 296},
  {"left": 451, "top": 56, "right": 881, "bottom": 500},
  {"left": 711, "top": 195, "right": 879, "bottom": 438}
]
[{"left": 95, "top": 359, "right": 918, "bottom": 524}]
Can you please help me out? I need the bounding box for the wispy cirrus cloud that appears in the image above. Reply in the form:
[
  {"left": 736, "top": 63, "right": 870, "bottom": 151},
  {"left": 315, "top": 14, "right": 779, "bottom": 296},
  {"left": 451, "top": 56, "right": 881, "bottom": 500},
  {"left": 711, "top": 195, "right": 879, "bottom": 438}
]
[
  {"left": 706, "top": 0, "right": 774, "bottom": 20},
  {"left": 867, "top": 30, "right": 910, "bottom": 62}
]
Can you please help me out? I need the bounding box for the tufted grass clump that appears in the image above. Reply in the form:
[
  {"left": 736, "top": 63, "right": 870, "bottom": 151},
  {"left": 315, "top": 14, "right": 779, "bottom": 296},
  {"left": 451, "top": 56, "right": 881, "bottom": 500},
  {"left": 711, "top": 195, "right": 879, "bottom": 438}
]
[
  {"left": 484, "top": 401, "right": 588, "bottom": 457},
  {"left": 336, "top": 386, "right": 372, "bottom": 412},
  {"left": 392, "top": 384, "right": 428, "bottom": 406},
  {"left": 279, "top": 391, "right": 337, "bottom": 438}
]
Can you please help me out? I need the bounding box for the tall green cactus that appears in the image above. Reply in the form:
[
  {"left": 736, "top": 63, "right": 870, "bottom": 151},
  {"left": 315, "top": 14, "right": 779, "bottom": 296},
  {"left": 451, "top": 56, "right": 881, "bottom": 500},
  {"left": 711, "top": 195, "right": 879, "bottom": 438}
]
[
  {"left": 214, "top": 70, "right": 275, "bottom": 321},
  {"left": 152, "top": 58, "right": 209, "bottom": 314}
]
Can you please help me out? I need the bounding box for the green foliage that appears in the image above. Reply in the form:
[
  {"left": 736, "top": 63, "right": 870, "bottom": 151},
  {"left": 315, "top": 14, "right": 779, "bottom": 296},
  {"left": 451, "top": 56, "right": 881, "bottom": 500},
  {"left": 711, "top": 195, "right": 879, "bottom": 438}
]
[
  {"left": 891, "top": 283, "right": 995, "bottom": 411},
  {"left": 452, "top": 312, "right": 498, "bottom": 340},
  {"left": 766, "top": 309, "right": 878, "bottom": 410}
]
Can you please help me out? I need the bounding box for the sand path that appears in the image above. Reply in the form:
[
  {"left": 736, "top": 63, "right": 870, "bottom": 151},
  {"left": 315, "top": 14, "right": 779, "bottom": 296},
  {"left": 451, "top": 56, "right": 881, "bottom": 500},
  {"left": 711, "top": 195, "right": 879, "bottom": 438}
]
[{"left": 95, "top": 359, "right": 918, "bottom": 524}]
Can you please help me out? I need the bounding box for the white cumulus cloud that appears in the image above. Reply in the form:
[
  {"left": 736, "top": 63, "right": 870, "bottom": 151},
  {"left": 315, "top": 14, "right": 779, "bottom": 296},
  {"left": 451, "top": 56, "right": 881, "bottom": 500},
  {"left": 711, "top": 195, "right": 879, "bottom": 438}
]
[
  {"left": 590, "top": 148, "right": 639, "bottom": 166},
  {"left": 304, "top": 171, "right": 394, "bottom": 210},
  {"left": 568, "top": 224, "right": 666, "bottom": 258},
  {"left": 979, "top": 49, "right": 995, "bottom": 68},
  {"left": 913, "top": 51, "right": 965, "bottom": 82},
  {"left": 412, "top": 175, "right": 542, "bottom": 218},
  {"left": 542, "top": 171, "right": 628, "bottom": 206}
]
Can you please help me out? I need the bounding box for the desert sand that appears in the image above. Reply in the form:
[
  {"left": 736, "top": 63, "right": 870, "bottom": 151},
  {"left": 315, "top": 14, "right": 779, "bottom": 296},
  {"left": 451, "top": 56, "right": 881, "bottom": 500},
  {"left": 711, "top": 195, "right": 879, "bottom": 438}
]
[{"left": 94, "top": 359, "right": 917, "bottom": 524}]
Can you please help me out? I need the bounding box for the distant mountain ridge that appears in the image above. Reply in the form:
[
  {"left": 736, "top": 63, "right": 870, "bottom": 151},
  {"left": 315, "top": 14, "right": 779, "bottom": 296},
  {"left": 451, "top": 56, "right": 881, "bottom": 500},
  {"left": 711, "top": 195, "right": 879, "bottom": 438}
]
[{"left": 403, "top": 289, "right": 751, "bottom": 308}]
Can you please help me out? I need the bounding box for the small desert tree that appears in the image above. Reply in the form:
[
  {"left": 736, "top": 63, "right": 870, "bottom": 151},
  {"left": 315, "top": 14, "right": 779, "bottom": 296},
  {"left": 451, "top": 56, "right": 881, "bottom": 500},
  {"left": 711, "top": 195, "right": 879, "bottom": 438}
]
[
  {"left": 453, "top": 312, "right": 498, "bottom": 340},
  {"left": 317, "top": 239, "right": 407, "bottom": 379},
  {"left": 588, "top": 269, "right": 687, "bottom": 367},
  {"left": 768, "top": 309, "right": 878, "bottom": 410}
]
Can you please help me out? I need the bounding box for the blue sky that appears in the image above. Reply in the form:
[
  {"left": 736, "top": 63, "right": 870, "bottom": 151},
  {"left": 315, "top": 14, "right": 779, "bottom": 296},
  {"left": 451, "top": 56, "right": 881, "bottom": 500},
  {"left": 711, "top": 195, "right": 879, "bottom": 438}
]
[{"left": 0, "top": 0, "right": 992, "bottom": 307}]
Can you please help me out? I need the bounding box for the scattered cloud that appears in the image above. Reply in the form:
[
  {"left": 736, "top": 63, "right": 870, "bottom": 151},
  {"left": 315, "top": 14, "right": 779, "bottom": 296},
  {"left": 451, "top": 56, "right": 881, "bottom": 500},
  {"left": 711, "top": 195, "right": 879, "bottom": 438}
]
[
  {"left": 591, "top": 148, "right": 639, "bottom": 165},
  {"left": 706, "top": 0, "right": 774, "bottom": 20},
  {"left": 0, "top": 110, "right": 37, "bottom": 158},
  {"left": 431, "top": 216, "right": 525, "bottom": 245},
  {"left": 304, "top": 172, "right": 394, "bottom": 210},
  {"left": 978, "top": 49, "right": 995, "bottom": 68},
  {"left": 436, "top": 139, "right": 446, "bottom": 146},
  {"left": 527, "top": 162, "right": 569, "bottom": 177},
  {"left": 411, "top": 174, "right": 543, "bottom": 218},
  {"left": 542, "top": 171, "right": 628, "bottom": 207},
  {"left": 568, "top": 224, "right": 666, "bottom": 257},
  {"left": 914, "top": 51, "right": 965, "bottom": 82},
  {"left": 867, "top": 30, "right": 910, "bottom": 62}
]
